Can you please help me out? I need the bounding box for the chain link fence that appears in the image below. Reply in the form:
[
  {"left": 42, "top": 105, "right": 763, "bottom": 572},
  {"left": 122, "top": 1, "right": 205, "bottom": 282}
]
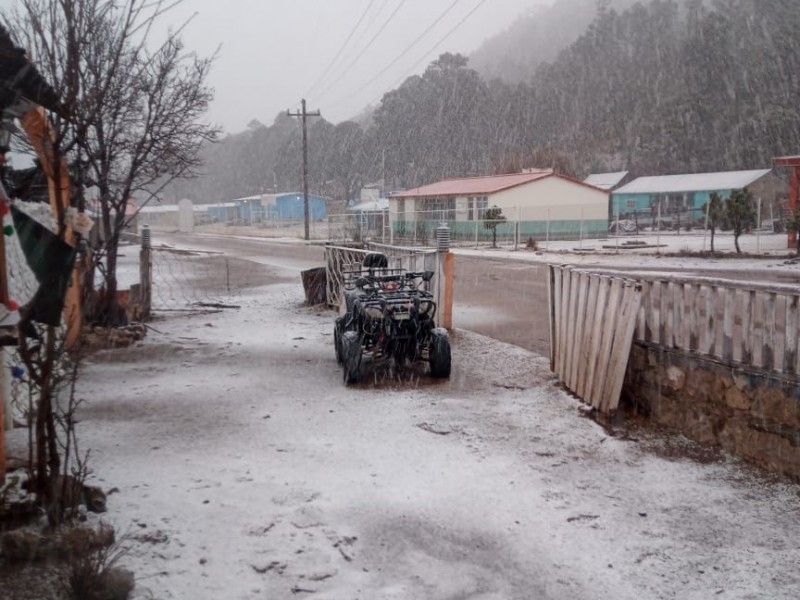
[{"left": 149, "top": 247, "right": 274, "bottom": 309}]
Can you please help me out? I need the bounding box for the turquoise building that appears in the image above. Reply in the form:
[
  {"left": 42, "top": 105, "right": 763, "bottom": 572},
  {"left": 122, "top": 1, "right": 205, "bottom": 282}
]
[{"left": 611, "top": 169, "right": 773, "bottom": 223}]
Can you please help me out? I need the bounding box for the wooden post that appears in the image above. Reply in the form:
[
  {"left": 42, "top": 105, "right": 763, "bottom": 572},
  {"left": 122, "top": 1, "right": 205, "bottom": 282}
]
[
  {"left": 442, "top": 252, "right": 454, "bottom": 330},
  {"left": 741, "top": 290, "right": 754, "bottom": 363},
  {"left": 786, "top": 295, "right": 798, "bottom": 375},
  {"left": 763, "top": 293, "right": 776, "bottom": 371},
  {"left": 550, "top": 266, "right": 562, "bottom": 373},
  {"left": 577, "top": 274, "right": 601, "bottom": 399},
  {"left": 722, "top": 288, "right": 735, "bottom": 361}
]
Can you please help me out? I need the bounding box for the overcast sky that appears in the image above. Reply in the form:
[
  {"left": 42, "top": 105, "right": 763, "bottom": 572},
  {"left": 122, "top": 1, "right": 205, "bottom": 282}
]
[
  {"left": 160, "top": 0, "right": 545, "bottom": 133},
  {"left": 0, "top": 0, "right": 545, "bottom": 133}
]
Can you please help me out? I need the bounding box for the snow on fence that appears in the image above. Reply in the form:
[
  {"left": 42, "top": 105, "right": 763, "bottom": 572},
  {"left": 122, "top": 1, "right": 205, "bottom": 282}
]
[
  {"left": 549, "top": 265, "right": 800, "bottom": 414},
  {"left": 324, "top": 243, "right": 437, "bottom": 309}
]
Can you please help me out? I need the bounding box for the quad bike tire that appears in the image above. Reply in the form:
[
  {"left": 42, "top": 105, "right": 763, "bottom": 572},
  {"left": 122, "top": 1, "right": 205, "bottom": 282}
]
[
  {"left": 334, "top": 318, "right": 344, "bottom": 365},
  {"left": 342, "top": 331, "right": 363, "bottom": 384},
  {"left": 429, "top": 327, "right": 451, "bottom": 378}
]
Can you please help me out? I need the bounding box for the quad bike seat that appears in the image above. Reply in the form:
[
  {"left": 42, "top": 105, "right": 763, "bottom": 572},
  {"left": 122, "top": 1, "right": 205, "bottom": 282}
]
[{"left": 362, "top": 253, "right": 388, "bottom": 269}]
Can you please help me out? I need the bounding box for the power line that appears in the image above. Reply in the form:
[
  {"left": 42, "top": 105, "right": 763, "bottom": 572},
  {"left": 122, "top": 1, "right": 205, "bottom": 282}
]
[
  {"left": 383, "top": 0, "right": 490, "bottom": 94},
  {"left": 306, "top": 0, "right": 378, "bottom": 99},
  {"left": 316, "top": 0, "right": 408, "bottom": 100},
  {"left": 321, "top": 0, "right": 464, "bottom": 110}
]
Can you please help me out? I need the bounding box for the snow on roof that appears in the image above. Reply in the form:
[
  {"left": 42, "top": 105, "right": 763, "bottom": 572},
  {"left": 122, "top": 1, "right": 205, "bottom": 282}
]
[
  {"left": 138, "top": 204, "right": 178, "bottom": 213},
  {"left": 390, "top": 172, "right": 552, "bottom": 198},
  {"left": 614, "top": 169, "right": 772, "bottom": 195},
  {"left": 349, "top": 198, "right": 389, "bottom": 212},
  {"left": 584, "top": 171, "right": 629, "bottom": 190}
]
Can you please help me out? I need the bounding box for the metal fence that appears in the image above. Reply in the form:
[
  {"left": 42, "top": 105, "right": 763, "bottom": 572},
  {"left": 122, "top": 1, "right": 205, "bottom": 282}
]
[
  {"left": 149, "top": 247, "right": 273, "bottom": 309},
  {"left": 324, "top": 242, "right": 437, "bottom": 309},
  {"left": 139, "top": 199, "right": 791, "bottom": 254}
]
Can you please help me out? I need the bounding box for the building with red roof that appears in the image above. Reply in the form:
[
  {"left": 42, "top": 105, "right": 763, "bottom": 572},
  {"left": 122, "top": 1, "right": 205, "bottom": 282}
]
[{"left": 388, "top": 171, "right": 609, "bottom": 242}]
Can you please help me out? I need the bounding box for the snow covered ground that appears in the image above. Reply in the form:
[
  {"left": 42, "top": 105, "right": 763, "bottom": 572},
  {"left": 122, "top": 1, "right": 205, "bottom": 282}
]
[
  {"left": 455, "top": 231, "right": 800, "bottom": 277},
  {"left": 6, "top": 249, "right": 798, "bottom": 599}
]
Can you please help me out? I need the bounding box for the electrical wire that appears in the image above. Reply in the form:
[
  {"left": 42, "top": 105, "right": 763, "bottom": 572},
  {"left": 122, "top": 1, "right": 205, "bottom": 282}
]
[
  {"left": 306, "top": 0, "right": 378, "bottom": 99},
  {"left": 315, "top": 0, "right": 408, "bottom": 100},
  {"left": 324, "top": 0, "right": 489, "bottom": 116},
  {"left": 321, "top": 0, "right": 463, "bottom": 110},
  {"left": 383, "top": 0, "right": 489, "bottom": 94}
]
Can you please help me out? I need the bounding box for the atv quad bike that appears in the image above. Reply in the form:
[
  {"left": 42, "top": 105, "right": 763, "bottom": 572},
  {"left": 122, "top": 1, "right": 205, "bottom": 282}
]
[{"left": 334, "top": 252, "right": 451, "bottom": 384}]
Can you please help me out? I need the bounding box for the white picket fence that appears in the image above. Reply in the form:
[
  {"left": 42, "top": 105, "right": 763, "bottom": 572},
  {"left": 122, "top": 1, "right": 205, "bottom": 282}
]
[
  {"left": 625, "top": 273, "right": 800, "bottom": 375},
  {"left": 549, "top": 266, "right": 642, "bottom": 414},
  {"left": 549, "top": 265, "right": 800, "bottom": 414}
]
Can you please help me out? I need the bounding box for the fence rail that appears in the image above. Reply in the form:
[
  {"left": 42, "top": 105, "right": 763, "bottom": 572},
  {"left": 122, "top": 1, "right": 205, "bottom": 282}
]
[
  {"left": 625, "top": 273, "right": 800, "bottom": 375},
  {"left": 324, "top": 243, "right": 437, "bottom": 309},
  {"left": 554, "top": 266, "right": 800, "bottom": 395}
]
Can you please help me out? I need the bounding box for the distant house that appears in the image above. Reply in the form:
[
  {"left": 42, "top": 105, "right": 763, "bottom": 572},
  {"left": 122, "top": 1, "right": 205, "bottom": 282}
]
[
  {"left": 583, "top": 171, "right": 630, "bottom": 191},
  {"left": 611, "top": 169, "right": 779, "bottom": 224},
  {"left": 348, "top": 198, "right": 389, "bottom": 212},
  {"left": 138, "top": 203, "right": 179, "bottom": 229},
  {"left": 261, "top": 192, "right": 328, "bottom": 221},
  {"left": 389, "top": 172, "right": 609, "bottom": 241}
]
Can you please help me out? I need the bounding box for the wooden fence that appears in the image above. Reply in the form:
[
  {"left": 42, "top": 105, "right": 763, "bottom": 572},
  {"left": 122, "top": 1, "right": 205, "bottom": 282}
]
[
  {"left": 620, "top": 272, "right": 800, "bottom": 375},
  {"left": 550, "top": 265, "right": 800, "bottom": 414},
  {"left": 549, "top": 266, "right": 642, "bottom": 413}
]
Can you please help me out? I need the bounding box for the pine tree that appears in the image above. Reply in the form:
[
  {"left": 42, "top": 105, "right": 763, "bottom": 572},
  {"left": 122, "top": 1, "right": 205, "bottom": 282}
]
[{"left": 726, "top": 188, "right": 756, "bottom": 254}]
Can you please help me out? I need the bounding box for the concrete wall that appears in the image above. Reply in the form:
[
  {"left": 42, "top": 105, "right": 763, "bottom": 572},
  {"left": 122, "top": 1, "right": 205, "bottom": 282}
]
[
  {"left": 624, "top": 343, "right": 800, "bottom": 482},
  {"left": 492, "top": 175, "right": 608, "bottom": 221}
]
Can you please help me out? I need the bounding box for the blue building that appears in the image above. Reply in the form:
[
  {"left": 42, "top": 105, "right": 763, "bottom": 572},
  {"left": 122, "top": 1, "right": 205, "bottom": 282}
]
[
  {"left": 233, "top": 195, "right": 263, "bottom": 223},
  {"left": 266, "top": 193, "right": 327, "bottom": 221},
  {"left": 611, "top": 169, "right": 773, "bottom": 223}
]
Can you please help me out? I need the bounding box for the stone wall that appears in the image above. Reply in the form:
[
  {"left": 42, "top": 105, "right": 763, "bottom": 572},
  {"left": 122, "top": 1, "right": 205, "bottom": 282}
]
[{"left": 624, "top": 343, "right": 800, "bottom": 481}]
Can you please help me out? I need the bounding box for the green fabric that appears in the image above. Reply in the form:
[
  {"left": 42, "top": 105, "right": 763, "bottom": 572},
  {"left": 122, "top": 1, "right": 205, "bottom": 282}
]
[{"left": 10, "top": 204, "right": 77, "bottom": 326}]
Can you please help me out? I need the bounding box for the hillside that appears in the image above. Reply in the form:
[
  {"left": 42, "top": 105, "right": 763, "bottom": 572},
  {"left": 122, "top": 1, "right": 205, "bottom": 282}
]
[
  {"left": 162, "top": 0, "right": 800, "bottom": 205},
  {"left": 469, "top": 0, "right": 641, "bottom": 83}
]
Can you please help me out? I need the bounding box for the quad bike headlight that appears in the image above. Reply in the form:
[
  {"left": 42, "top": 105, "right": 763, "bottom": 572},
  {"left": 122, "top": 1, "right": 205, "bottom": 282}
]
[
  {"left": 364, "top": 306, "right": 384, "bottom": 320},
  {"left": 418, "top": 301, "right": 433, "bottom": 315}
]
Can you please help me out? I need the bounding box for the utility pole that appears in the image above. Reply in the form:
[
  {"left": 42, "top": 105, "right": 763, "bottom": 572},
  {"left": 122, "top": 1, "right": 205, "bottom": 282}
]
[{"left": 287, "top": 99, "right": 321, "bottom": 240}]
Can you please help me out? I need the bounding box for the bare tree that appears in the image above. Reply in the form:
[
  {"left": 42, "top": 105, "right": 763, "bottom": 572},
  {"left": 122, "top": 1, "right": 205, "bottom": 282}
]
[
  {"left": 5, "top": 0, "right": 220, "bottom": 325},
  {"left": 2, "top": 0, "right": 218, "bottom": 524}
]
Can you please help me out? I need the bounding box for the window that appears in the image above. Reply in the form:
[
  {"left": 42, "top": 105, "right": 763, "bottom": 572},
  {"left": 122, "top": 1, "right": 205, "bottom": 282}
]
[
  {"left": 476, "top": 196, "right": 488, "bottom": 219},
  {"left": 626, "top": 199, "right": 636, "bottom": 209},
  {"left": 422, "top": 198, "right": 456, "bottom": 220},
  {"left": 397, "top": 199, "right": 406, "bottom": 218},
  {"left": 468, "top": 197, "right": 474, "bottom": 221}
]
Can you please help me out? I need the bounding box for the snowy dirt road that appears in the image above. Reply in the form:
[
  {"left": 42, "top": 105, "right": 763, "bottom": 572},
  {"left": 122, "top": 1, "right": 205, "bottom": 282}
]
[{"left": 60, "top": 257, "right": 800, "bottom": 600}]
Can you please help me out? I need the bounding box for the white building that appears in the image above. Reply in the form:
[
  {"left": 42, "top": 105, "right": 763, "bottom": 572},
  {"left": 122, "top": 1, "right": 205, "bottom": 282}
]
[{"left": 389, "top": 172, "right": 609, "bottom": 240}]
